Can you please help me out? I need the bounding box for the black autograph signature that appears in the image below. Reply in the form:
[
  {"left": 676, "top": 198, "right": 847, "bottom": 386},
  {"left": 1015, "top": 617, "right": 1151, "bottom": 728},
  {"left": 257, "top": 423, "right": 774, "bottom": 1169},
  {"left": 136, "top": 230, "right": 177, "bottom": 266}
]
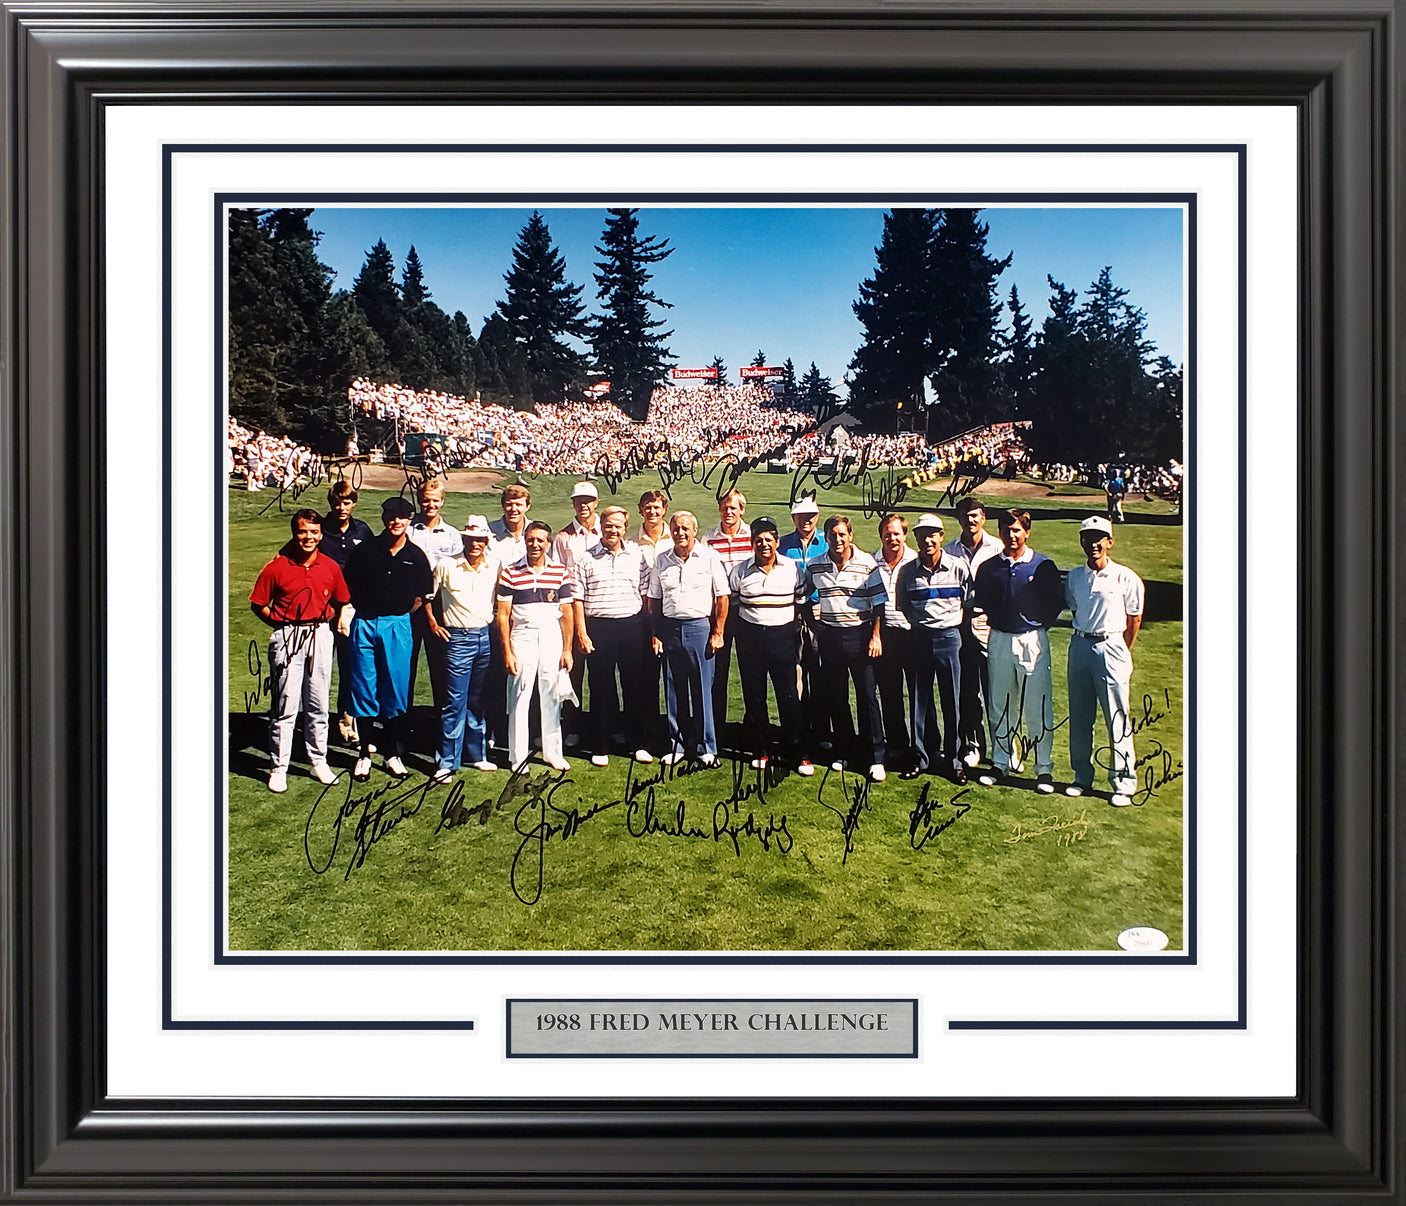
[
  {"left": 304, "top": 770, "right": 438, "bottom": 881},
  {"left": 908, "top": 784, "right": 973, "bottom": 850},
  {"left": 818, "top": 765, "right": 870, "bottom": 864}
]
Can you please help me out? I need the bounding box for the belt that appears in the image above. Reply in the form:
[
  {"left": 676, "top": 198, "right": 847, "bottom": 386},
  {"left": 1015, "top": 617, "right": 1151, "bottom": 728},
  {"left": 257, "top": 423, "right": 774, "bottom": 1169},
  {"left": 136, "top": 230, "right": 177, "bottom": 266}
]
[
  {"left": 277, "top": 619, "right": 326, "bottom": 627},
  {"left": 1075, "top": 630, "right": 1113, "bottom": 641}
]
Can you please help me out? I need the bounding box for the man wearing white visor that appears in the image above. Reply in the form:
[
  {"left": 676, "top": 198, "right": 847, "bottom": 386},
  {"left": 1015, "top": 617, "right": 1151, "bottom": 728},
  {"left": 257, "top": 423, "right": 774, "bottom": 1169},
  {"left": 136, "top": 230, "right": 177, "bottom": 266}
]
[{"left": 1064, "top": 515, "right": 1145, "bottom": 807}]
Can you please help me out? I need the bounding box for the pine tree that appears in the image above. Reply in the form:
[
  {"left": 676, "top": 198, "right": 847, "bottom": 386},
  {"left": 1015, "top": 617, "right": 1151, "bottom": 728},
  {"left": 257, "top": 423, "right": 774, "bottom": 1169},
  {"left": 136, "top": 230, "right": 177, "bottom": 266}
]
[
  {"left": 352, "top": 238, "right": 401, "bottom": 342},
  {"left": 800, "top": 362, "right": 837, "bottom": 414},
  {"left": 401, "top": 245, "right": 429, "bottom": 308},
  {"left": 589, "top": 208, "right": 675, "bottom": 421},
  {"left": 477, "top": 313, "right": 534, "bottom": 410},
  {"left": 848, "top": 209, "right": 941, "bottom": 415},
  {"left": 496, "top": 211, "right": 588, "bottom": 404},
  {"left": 750, "top": 349, "right": 767, "bottom": 368},
  {"left": 708, "top": 355, "right": 728, "bottom": 388},
  {"left": 925, "top": 208, "right": 1012, "bottom": 439},
  {"left": 780, "top": 358, "right": 799, "bottom": 406},
  {"left": 1001, "top": 284, "right": 1035, "bottom": 414}
]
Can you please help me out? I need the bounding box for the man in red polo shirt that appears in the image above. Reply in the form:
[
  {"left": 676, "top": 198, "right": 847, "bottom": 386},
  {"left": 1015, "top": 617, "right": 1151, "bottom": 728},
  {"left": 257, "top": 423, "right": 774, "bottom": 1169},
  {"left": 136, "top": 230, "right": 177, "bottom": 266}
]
[{"left": 249, "top": 508, "right": 351, "bottom": 793}]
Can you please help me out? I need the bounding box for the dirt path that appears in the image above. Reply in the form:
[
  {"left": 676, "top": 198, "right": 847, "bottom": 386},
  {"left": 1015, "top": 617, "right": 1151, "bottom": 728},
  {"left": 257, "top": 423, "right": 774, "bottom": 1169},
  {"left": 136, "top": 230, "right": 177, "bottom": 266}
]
[
  {"left": 920, "top": 477, "right": 1105, "bottom": 502},
  {"left": 354, "top": 465, "right": 507, "bottom": 494}
]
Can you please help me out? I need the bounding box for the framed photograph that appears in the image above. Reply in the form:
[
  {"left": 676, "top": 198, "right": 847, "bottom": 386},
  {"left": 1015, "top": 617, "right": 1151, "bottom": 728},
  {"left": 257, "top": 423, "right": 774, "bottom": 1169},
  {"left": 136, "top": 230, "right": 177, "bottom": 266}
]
[{"left": 3, "top": 2, "right": 1398, "bottom": 1200}]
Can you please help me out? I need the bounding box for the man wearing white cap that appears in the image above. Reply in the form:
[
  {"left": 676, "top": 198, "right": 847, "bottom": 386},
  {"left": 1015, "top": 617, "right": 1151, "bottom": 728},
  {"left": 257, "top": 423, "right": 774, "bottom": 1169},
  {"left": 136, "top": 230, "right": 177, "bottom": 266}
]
[
  {"left": 426, "top": 515, "right": 501, "bottom": 780},
  {"left": 552, "top": 481, "right": 602, "bottom": 750},
  {"left": 1064, "top": 515, "right": 1144, "bottom": 806},
  {"left": 779, "top": 495, "right": 827, "bottom": 748},
  {"left": 943, "top": 496, "right": 1004, "bottom": 767},
  {"left": 896, "top": 513, "right": 972, "bottom": 783}
]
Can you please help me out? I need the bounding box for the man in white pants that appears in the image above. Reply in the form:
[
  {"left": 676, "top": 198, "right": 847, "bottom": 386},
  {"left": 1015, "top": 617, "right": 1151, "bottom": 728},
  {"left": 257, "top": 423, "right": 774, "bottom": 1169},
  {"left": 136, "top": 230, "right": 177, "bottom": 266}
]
[
  {"left": 495, "top": 520, "right": 574, "bottom": 772},
  {"left": 1064, "top": 515, "right": 1145, "bottom": 807},
  {"left": 972, "top": 508, "right": 1065, "bottom": 794},
  {"left": 248, "top": 509, "right": 350, "bottom": 792}
]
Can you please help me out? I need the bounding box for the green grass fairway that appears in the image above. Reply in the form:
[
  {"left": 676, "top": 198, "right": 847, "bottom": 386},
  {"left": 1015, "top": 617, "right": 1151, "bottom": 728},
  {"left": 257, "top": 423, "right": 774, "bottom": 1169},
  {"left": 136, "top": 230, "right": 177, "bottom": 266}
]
[{"left": 227, "top": 466, "right": 1184, "bottom": 953}]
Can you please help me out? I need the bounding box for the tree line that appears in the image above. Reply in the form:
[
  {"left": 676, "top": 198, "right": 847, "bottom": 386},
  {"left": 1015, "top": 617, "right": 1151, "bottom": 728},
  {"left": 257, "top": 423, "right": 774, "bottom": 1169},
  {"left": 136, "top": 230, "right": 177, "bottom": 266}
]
[
  {"left": 847, "top": 208, "right": 1182, "bottom": 463},
  {"left": 230, "top": 205, "right": 1180, "bottom": 464}
]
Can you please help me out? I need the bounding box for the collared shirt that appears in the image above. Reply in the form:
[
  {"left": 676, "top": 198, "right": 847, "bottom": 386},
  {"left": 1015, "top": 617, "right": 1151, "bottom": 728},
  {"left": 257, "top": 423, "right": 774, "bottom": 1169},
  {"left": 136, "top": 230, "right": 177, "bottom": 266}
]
[
  {"left": 551, "top": 517, "right": 601, "bottom": 571},
  {"left": 318, "top": 514, "right": 375, "bottom": 568},
  {"left": 648, "top": 543, "right": 729, "bottom": 620},
  {"left": 897, "top": 553, "right": 972, "bottom": 630},
  {"left": 804, "top": 549, "right": 885, "bottom": 627},
  {"left": 704, "top": 521, "right": 753, "bottom": 586},
  {"left": 778, "top": 529, "right": 825, "bottom": 565},
  {"left": 779, "top": 530, "right": 825, "bottom": 604},
  {"left": 408, "top": 513, "right": 462, "bottom": 569},
  {"left": 730, "top": 556, "right": 805, "bottom": 627},
  {"left": 497, "top": 557, "right": 573, "bottom": 630},
  {"left": 1065, "top": 558, "right": 1144, "bottom": 636},
  {"left": 632, "top": 524, "right": 671, "bottom": 571},
  {"left": 944, "top": 529, "right": 1004, "bottom": 643},
  {"left": 871, "top": 545, "right": 918, "bottom": 629},
  {"left": 432, "top": 555, "right": 499, "bottom": 629},
  {"left": 249, "top": 545, "right": 350, "bottom": 624},
  {"left": 488, "top": 516, "right": 528, "bottom": 568},
  {"left": 342, "top": 533, "right": 434, "bottom": 619},
  {"left": 943, "top": 528, "right": 1004, "bottom": 575},
  {"left": 573, "top": 541, "right": 649, "bottom": 619},
  {"left": 972, "top": 547, "right": 1064, "bottom": 634}
]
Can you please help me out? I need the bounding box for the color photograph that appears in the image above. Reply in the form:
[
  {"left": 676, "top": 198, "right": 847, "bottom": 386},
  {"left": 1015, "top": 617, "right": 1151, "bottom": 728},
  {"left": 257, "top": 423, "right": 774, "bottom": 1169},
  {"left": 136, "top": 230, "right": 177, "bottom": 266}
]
[{"left": 225, "top": 203, "right": 1186, "bottom": 953}]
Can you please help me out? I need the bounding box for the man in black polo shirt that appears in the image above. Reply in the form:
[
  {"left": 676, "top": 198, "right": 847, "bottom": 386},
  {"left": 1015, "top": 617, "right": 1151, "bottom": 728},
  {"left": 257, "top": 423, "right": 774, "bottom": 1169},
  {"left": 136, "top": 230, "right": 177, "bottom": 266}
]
[
  {"left": 341, "top": 496, "right": 434, "bottom": 781},
  {"left": 319, "top": 480, "right": 375, "bottom": 746}
]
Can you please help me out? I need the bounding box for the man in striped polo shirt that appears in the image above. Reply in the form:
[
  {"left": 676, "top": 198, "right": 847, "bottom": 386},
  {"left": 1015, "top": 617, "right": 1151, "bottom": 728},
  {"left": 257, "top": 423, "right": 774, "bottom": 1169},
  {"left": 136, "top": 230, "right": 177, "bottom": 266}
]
[
  {"left": 495, "top": 520, "right": 574, "bottom": 772},
  {"left": 572, "top": 506, "right": 653, "bottom": 767},
  {"left": 972, "top": 507, "right": 1065, "bottom": 793},
  {"left": 646, "top": 511, "right": 730, "bottom": 766},
  {"left": 552, "top": 481, "right": 602, "bottom": 751},
  {"left": 407, "top": 479, "right": 462, "bottom": 741},
  {"left": 803, "top": 514, "right": 887, "bottom": 782},
  {"left": 897, "top": 513, "right": 973, "bottom": 784},
  {"left": 780, "top": 495, "right": 828, "bottom": 749},
  {"left": 704, "top": 488, "right": 752, "bottom": 749},
  {"left": 729, "top": 517, "right": 813, "bottom": 775}
]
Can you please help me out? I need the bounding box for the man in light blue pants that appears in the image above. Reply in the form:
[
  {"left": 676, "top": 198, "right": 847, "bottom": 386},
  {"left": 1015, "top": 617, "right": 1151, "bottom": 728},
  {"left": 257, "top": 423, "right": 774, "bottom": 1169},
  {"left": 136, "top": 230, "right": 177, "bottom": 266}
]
[{"left": 1064, "top": 516, "right": 1145, "bottom": 807}]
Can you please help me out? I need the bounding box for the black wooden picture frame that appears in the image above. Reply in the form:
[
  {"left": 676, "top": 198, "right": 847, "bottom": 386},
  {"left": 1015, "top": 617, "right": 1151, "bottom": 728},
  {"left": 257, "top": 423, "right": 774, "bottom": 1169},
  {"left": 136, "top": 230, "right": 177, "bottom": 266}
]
[{"left": 1, "top": 2, "right": 1399, "bottom": 1199}]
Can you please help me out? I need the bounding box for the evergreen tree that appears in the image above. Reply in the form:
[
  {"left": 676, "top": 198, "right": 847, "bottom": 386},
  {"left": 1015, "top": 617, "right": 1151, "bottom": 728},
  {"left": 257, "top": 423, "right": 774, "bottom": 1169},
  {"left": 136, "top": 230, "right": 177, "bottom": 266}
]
[
  {"left": 750, "top": 349, "right": 767, "bottom": 368},
  {"left": 589, "top": 208, "right": 675, "bottom": 421},
  {"left": 401, "top": 245, "right": 429, "bottom": 308},
  {"left": 708, "top": 355, "right": 728, "bottom": 388},
  {"left": 924, "top": 208, "right": 1012, "bottom": 439},
  {"left": 352, "top": 238, "right": 401, "bottom": 342},
  {"left": 800, "top": 362, "right": 837, "bottom": 414},
  {"left": 1001, "top": 284, "right": 1035, "bottom": 414},
  {"left": 495, "top": 211, "right": 588, "bottom": 404},
  {"left": 780, "top": 357, "right": 799, "bottom": 405},
  {"left": 848, "top": 209, "right": 941, "bottom": 414},
  {"left": 477, "top": 313, "right": 534, "bottom": 410}
]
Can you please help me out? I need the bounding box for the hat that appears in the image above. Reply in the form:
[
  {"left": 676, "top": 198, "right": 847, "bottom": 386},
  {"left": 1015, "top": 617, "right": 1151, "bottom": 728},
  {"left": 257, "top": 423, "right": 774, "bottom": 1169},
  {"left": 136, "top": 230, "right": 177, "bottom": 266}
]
[
  {"left": 914, "top": 513, "right": 944, "bottom": 533},
  {"left": 462, "top": 513, "right": 492, "bottom": 542},
  {"left": 381, "top": 496, "right": 415, "bottom": 519},
  {"left": 1080, "top": 516, "right": 1114, "bottom": 537},
  {"left": 790, "top": 496, "right": 819, "bottom": 516},
  {"left": 570, "top": 481, "right": 599, "bottom": 500},
  {"left": 750, "top": 516, "right": 779, "bottom": 538}
]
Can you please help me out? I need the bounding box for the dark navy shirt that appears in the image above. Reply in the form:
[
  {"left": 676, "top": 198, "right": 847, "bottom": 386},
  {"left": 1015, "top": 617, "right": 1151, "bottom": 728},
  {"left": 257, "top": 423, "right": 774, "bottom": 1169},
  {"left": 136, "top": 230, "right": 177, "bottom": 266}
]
[
  {"left": 342, "top": 532, "right": 433, "bottom": 619},
  {"left": 973, "top": 550, "right": 1064, "bottom": 634},
  {"left": 318, "top": 514, "right": 375, "bottom": 568}
]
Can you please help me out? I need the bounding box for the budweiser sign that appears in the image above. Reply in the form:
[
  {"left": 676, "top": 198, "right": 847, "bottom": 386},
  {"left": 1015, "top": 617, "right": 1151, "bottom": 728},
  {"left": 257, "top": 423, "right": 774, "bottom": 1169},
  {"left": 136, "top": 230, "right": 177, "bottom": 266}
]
[
  {"left": 740, "top": 366, "right": 783, "bottom": 379},
  {"left": 672, "top": 367, "right": 719, "bottom": 380}
]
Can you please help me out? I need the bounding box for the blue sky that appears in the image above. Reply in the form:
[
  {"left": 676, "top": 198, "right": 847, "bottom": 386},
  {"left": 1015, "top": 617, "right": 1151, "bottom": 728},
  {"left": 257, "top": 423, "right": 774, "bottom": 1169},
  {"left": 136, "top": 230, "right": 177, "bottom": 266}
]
[{"left": 307, "top": 206, "right": 1184, "bottom": 395}]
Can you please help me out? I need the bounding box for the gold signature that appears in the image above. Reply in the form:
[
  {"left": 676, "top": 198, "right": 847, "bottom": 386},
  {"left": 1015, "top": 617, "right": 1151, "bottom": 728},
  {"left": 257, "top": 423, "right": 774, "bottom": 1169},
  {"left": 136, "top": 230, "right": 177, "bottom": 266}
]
[{"left": 1004, "top": 809, "right": 1091, "bottom": 847}]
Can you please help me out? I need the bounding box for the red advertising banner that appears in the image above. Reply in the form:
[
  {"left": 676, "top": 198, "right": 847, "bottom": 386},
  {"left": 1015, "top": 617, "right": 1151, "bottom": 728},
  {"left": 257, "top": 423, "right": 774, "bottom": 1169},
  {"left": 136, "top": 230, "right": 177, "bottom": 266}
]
[
  {"left": 740, "top": 366, "right": 783, "bottom": 378},
  {"left": 671, "top": 367, "right": 719, "bottom": 380}
]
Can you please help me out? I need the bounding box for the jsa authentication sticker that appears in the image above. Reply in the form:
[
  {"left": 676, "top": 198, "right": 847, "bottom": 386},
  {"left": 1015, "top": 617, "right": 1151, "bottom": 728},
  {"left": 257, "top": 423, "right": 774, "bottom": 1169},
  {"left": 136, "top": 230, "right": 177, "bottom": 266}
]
[{"left": 507, "top": 1000, "right": 918, "bottom": 1057}]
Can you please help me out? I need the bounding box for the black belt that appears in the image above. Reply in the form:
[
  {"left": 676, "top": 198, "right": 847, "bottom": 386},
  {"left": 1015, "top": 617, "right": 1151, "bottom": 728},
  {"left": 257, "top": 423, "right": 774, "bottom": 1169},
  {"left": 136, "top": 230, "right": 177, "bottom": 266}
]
[{"left": 1075, "top": 631, "right": 1113, "bottom": 641}]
